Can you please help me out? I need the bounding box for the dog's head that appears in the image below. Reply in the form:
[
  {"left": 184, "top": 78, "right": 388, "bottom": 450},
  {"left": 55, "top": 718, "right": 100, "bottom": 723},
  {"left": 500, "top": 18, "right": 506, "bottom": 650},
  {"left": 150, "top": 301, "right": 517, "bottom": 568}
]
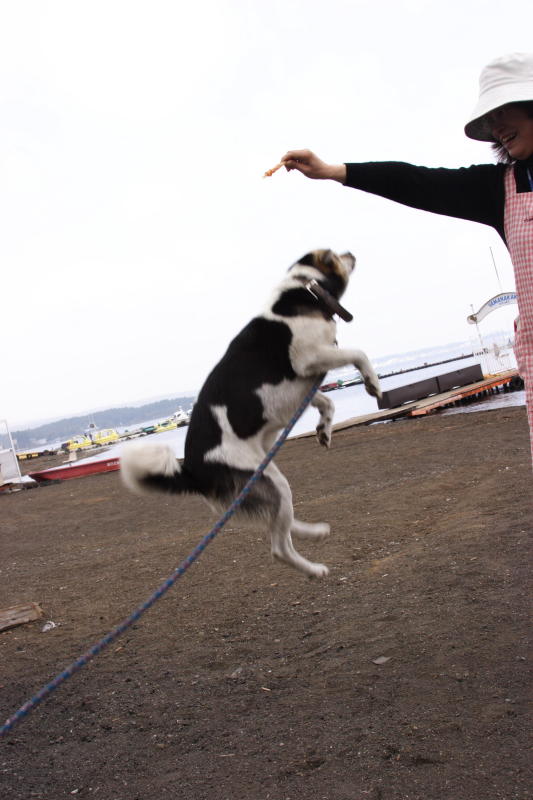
[{"left": 291, "top": 249, "right": 355, "bottom": 298}]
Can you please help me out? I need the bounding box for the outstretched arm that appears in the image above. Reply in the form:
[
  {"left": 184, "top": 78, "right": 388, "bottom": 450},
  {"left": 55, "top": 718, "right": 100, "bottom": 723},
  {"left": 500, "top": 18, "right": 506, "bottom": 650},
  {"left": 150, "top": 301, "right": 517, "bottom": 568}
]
[{"left": 280, "top": 151, "right": 505, "bottom": 239}]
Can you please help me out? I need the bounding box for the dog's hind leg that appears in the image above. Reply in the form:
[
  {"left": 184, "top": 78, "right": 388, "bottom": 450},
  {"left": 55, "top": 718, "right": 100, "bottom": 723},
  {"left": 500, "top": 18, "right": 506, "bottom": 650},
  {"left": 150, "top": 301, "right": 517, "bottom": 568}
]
[
  {"left": 310, "top": 390, "right": 334, "bottom": 448},
  {"left": 267, "top": 465, "right": 329, "bottom": 578},
  {"left": 291, "top": 519, "right": 330, "bottom": 541}
]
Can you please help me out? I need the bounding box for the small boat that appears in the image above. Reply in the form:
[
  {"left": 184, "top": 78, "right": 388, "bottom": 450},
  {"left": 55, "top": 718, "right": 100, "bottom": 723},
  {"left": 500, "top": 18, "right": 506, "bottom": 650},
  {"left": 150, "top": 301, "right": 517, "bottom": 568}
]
[
  {"left": 154, "top": 419, "right": 178, "bottom": 433},
  {"left": 320, "top": 379, "right": 344, "bottom": 392},
  {"left": 62, "top": 428, "right": 120, "bottom": 452},
  {"left": 170, "top": 407, "right": 191, "bottom": 426},
  {"left": 151, "top": 408, "right": 191, "bottom": 434},
  {"left": 16, "top": 451, "right": 41, "bottom": 461},
  {"left": 29, "top": 456, "right": 121, "bottom": 483}
]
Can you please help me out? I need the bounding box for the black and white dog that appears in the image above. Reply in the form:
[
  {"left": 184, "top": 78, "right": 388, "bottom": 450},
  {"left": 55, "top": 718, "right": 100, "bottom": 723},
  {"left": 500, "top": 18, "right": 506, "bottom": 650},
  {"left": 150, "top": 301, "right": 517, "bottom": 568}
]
[{"left": 121, "top": 249, "right": 381, "bottom": 578}]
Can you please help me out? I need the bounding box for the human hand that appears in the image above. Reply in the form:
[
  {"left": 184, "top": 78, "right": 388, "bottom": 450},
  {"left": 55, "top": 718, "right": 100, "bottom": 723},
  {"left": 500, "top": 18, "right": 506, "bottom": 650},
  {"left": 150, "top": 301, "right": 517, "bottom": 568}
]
[{"left": 281, "top": 150, "right": 346, "bottom": 182}]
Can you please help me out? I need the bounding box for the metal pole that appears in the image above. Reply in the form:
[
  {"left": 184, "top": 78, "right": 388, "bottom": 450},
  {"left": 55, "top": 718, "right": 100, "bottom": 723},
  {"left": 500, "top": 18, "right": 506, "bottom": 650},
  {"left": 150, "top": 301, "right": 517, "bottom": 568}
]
[
  {"left": 489, "top": 247, "right": 503, "bottom": 293},
  {"left": 0, "top": 419, "right": 22, "bottom": 481},
  {"left": 470, "top": 306, "right": 485, "bottom": 351}
]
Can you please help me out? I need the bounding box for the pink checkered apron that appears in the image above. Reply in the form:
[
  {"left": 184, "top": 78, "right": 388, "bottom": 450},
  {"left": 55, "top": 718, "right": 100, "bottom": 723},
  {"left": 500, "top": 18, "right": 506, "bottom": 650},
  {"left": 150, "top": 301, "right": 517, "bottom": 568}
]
[{"left": 504, "top": 166, "right": 533, "bottom": 464}]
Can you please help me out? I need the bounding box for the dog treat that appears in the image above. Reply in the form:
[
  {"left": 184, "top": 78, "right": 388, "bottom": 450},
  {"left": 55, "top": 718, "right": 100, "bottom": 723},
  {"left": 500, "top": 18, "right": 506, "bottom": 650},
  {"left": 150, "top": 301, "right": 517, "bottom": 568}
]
[{"left": 263, "top": 162, "right": 284, "bottom": 178}]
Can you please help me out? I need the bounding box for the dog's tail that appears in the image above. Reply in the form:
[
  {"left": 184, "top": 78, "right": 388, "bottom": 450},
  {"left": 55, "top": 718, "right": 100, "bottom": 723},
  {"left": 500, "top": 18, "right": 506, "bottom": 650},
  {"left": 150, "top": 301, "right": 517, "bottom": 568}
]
[{"left": 120, "top": 441, "right": 193, "bottom": 495}]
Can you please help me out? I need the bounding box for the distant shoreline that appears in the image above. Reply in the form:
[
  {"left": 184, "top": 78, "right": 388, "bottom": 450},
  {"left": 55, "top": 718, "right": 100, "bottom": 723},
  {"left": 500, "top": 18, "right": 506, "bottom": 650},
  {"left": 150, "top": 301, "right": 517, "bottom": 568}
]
[{"left": 378, "top": 352, "right": 474, "bottom": 379}]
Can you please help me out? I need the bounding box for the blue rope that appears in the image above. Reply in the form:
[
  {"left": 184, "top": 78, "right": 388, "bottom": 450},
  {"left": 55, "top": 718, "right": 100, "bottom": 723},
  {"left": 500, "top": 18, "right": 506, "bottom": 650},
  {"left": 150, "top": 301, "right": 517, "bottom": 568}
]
[{"left": 1, "top": 379, "right": 320, "bottom": 738}]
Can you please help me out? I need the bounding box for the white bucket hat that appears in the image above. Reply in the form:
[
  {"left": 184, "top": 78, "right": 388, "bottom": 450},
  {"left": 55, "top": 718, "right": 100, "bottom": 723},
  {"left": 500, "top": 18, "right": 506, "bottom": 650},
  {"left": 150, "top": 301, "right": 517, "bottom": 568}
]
[{"left": 464, "top": 52, "right": 533, "bottom": 141}]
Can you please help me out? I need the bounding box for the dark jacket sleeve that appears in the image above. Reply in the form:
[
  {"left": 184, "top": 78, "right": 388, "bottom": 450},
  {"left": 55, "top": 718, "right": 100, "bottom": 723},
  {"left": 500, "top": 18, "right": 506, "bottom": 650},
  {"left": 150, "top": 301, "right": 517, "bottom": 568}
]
[{"left": 344, "top": 161, "right": 507, "bottom": 242}]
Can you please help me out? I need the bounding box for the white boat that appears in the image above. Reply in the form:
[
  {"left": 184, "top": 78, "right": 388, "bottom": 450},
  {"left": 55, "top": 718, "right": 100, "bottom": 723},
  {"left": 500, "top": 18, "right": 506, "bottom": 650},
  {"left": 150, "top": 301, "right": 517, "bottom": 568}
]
[{"left": 170, "top": 407, "right": 191, "bottom": 427}]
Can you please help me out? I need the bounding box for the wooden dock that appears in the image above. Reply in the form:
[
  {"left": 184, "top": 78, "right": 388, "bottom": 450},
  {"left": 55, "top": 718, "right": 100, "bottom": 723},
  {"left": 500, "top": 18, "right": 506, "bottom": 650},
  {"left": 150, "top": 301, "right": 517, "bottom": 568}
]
[{"left": 304, "top": 369, "right": 522, "bottom": 436}]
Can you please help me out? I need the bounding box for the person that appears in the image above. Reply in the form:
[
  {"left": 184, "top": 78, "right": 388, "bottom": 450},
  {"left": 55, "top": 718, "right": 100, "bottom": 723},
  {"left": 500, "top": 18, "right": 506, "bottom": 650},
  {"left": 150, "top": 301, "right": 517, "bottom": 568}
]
[{"left": 280, "top": 52, "right": 533, "bottom": 464}]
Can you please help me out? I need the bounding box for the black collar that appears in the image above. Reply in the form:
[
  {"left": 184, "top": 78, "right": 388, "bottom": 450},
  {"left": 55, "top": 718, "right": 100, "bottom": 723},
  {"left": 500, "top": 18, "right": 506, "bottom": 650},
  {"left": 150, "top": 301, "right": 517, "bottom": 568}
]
[{"left": 299, "top": 277, "right": 353, "bottom": 322}]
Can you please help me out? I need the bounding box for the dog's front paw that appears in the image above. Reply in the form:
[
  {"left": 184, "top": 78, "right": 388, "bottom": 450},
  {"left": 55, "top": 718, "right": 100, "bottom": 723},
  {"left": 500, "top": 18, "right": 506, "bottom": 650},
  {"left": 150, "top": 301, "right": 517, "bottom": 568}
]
[
  {"left": 365, "top": 376, "right": 382, "bottom": 399},
  {"left": 316, "top": 423, "right": 331, "bottom": 448}
]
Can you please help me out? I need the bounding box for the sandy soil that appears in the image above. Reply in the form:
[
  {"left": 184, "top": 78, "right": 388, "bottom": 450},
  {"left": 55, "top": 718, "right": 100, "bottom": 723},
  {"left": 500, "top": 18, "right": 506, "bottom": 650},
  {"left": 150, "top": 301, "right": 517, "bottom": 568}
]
[{"left": 1, "top": 407, "right": 531, "bottom": 799}]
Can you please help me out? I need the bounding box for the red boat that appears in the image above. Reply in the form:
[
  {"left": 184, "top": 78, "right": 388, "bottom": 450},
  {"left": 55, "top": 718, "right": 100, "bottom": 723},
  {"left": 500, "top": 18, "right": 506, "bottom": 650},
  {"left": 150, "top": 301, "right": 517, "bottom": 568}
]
[{"left": 29, "top": 457, "right": 121, "bottom": 483}]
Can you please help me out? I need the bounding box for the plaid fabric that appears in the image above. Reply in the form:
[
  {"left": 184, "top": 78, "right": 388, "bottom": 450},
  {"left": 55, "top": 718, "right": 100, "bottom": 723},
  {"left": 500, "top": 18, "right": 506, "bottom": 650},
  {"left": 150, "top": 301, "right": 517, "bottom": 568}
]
[{"left": 504, "top": 167, "right": 533, "bottom": 464}]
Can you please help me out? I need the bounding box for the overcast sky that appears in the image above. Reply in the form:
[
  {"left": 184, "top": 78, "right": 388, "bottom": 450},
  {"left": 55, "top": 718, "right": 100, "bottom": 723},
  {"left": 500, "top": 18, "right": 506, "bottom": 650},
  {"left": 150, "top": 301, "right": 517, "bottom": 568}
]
[{"left": 1, "top": 0, "right": 531, "bottom": 428}]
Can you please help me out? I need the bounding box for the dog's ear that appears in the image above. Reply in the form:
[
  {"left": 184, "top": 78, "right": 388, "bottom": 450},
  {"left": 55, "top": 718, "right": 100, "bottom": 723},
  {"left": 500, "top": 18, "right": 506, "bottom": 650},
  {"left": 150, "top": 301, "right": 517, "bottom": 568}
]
[{"left": 297, "top": 252, "right": 316, "bottom": 268}]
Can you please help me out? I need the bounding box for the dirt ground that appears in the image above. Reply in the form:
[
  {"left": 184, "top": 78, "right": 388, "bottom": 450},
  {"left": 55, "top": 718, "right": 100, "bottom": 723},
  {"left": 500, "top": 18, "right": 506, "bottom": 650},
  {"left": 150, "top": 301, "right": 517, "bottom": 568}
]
[{"left": 1, "top": 407, "right": 531, "bottom": 800}]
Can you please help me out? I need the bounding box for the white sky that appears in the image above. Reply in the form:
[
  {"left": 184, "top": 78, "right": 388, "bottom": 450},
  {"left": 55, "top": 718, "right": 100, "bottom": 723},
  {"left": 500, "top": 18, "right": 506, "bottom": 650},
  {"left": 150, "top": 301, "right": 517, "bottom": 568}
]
[{"left": 1, "top": 0, "right": 532, "bottom": 427}]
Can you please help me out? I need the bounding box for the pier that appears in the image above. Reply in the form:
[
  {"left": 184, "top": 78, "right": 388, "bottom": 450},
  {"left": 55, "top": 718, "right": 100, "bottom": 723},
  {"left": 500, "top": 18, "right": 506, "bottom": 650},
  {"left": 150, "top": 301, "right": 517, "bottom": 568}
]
[{"left": 330, "top": 368, "right": 521, "bottom": 430}]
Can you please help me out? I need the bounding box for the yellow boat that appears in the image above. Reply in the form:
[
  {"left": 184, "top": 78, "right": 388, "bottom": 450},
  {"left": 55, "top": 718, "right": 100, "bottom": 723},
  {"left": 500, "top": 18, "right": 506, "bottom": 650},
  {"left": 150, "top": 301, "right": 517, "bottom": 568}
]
[
  {"left": 153, "top": 419, "right": 178, "bottom": 433},
  {"left": 63, "top": 428, "right": 120, "bottom": 452}
]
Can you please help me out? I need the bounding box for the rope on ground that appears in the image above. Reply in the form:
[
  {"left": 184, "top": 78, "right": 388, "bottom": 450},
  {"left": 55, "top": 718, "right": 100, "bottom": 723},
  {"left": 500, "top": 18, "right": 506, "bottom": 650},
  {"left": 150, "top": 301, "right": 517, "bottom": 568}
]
[{"left": 0, "top": 379, "right": 321, "bottom": 738}]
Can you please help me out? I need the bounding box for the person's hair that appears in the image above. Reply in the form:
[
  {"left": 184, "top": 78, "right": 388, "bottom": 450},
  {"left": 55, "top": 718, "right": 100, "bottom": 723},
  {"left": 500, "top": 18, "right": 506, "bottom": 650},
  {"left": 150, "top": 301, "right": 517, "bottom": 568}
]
[{"left": 490, "top": 101, "right": 533, "bottom": 163}]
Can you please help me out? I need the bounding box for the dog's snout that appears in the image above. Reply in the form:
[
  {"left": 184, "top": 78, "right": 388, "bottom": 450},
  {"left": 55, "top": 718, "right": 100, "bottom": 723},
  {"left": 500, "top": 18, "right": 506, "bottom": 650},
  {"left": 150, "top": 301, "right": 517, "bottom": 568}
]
[{"left": 340, "top": 252, "right": 356, "bottom": 273}]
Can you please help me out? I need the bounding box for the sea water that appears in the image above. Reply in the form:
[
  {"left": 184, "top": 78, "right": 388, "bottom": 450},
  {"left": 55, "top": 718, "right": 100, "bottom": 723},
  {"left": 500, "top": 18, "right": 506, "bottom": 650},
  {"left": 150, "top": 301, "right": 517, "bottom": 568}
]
[{"left": 75, "top": 341, "right": 523, "bottom": 463}]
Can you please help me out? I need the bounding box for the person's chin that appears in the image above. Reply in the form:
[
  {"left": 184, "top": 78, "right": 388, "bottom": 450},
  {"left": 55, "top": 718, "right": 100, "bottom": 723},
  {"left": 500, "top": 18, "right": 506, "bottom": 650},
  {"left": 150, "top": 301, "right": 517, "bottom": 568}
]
[
  {"left": 506, "top": 146, "right": 524, "bottom": 160},
  {"left": 507, "top": 142, "right": 533, "bottom": 161}
]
